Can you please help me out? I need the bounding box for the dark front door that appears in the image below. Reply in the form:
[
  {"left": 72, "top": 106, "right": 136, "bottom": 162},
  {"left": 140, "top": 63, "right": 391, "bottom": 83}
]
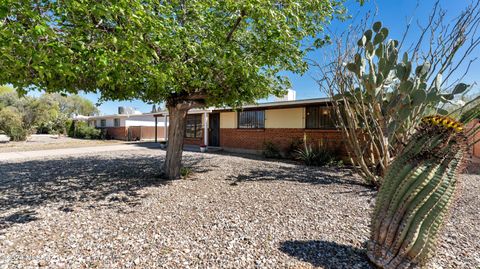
[{"left": 209, "top": 113, "right": 220, "bottom": 147}]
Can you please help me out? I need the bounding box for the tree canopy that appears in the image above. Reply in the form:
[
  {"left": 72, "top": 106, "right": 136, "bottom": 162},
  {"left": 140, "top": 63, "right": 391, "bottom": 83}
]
[
  {"left": 1, "top": 0, "right": 346, "bottom": 107},
  {"left": 1, "top": 0, "right": 348, "bottom": 178},
  {"left": 0, "top": 86, "right": 98, "bottom": 140}
]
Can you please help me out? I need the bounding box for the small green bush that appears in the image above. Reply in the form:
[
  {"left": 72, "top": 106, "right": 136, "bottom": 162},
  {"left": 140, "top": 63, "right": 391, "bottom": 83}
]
[
  {"left": 0, "top": 107, "right": 29, "bottom": 141},
  {"left": 180, "top": 167, "right": 192, "bottom": 179},
  {"left": 68, "top": 121, "right": 101, "bottom": 139},
  {"left": 286, "top": 138, "right": 303, "bottom": 159},
  {"left": 262, "top": 141, "right": 282, "bottom": 159},
  {"left": 295, "top": 136, "right": 341, "bottom": 166}
]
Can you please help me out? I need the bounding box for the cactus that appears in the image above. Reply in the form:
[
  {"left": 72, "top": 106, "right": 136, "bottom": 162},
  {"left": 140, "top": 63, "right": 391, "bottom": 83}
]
[
  {"left": 333, "top": 21, "right": 471, "bottom": 187},
  {"left": 367, "top": 115, "right": 471, "bottom": 268}
]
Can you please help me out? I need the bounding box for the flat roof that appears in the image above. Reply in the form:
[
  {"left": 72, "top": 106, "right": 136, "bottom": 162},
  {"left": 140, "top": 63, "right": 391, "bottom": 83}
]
[
  {"left": 212, "top": 97, "right": 331, "bottom": 112},
  {"left": 86, "top": 112, "right": 162, "bottom": 119},
  {"left": 153, "top": 108, "right": 213, "bottom": 117},
  {"left": 150, "top": 97, "right": 333, "bottom": 116}
]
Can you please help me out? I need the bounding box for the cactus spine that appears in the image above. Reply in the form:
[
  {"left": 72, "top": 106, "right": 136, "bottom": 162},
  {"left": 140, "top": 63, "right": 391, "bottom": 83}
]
[{"left": 367, "top": 115, "right": 469, "bottom": 268}]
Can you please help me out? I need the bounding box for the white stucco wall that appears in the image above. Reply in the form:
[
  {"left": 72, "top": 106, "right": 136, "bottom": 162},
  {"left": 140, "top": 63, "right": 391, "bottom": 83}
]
[
  {"left": 90, "top": 114, "right": 167, "bottom": 128},
  {"left": 125, "top": 115, "right": 166, "bottom": 127}
]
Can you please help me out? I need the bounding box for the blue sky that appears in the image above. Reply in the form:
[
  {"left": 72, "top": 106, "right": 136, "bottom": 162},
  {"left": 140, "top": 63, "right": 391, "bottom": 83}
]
[{"left": 56, "top": 0, "right": 480, "bottom": 114}]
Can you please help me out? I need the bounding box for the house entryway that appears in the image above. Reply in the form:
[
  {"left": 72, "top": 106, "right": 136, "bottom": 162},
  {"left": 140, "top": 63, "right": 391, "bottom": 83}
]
[{"left": 209, "top": 113, "right": 220, "bottom": 147}]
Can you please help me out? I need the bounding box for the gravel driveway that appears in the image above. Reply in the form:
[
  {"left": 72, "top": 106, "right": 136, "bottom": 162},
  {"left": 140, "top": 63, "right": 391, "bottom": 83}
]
[{"left": 0, "top": 149, "right": 478, "bottom": 268}]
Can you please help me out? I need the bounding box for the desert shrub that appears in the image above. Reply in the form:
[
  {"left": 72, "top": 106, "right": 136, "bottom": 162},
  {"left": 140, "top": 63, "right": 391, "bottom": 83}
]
[
  {"left": 262, "top": 141, "right": 282, "bottom": 159},
  {"left": 68, "top": 121, "right": 101, "bottom": 139},
  {"left": 180, "top": 167, "right": 192, "bottom": 179},
  {"left": 0, "top": 107, "right": 29, "bottom": 141},
  {"left": 286, "top": 138, "right": 303, "bottom": 159},
  {"left": 295, "top": 136, "right": 341, "bottom": 166}
]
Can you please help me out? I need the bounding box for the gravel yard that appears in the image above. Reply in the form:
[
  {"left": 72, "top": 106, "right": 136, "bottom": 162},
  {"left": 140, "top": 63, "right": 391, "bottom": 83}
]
[
  {"left": 0, "top": 149, "right": 479, "bottom": 268},
  {"left": 0, "top": 134, "right": 123, "bottom": 153}
]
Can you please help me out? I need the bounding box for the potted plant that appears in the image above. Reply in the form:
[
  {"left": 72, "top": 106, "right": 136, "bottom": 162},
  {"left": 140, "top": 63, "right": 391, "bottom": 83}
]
[
  {"left": 159, "top": 141, "right": 167, "bottom": 149},
  {"left": 200, "top": 144, "right": 207, "bottom": 153}
]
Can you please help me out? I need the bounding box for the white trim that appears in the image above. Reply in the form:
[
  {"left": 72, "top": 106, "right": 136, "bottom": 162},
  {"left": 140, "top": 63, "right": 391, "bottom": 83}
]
[
  {"left": 203, "top": 112, "right": 209, "bottom": 146},
  {"left": 213, "top": 97, "right": 331, "bottom": 111},
  {"left": 165, "top": 115, "right": 169, "bottom": 141}
]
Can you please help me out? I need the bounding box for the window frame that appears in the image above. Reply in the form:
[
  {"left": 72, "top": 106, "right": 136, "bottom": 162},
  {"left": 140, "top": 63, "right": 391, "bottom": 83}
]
[
  {"left": 114, "top": 118, "right": 121, "bottom": 127},
  {"left": 184, "top": 114, "right": 203, "bottom": 138},
  {"left": 237, "top": 110, "right": 265, "bottom": 129},
  {"left": 305, "top": 105, "right": 336, "bottom": 129},
  {"left": 100, "top": 119, "right": 107, "bottom": 128}
]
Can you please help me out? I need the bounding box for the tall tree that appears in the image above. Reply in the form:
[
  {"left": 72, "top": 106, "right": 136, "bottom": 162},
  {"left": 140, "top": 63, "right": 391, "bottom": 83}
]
[{"left": 1, "top": 0, "right": 346, "bottom": 179}]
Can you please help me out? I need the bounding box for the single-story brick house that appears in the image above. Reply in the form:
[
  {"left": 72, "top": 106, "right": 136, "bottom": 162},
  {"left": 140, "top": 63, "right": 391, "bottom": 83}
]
[
  {"left": 85, "top": 112, "right": 167, "bottom": 141},
  {"left": 154, "top": 97, "right": 346, "bottom": 156}
]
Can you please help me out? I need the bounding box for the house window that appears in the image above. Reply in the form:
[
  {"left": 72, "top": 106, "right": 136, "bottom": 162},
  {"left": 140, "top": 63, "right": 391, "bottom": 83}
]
[
  {"left": 305, "top": 106, "right": 335, "bottom": 129},
  {"left": 100, "top": 119, "right": 107, "bottom": 127},
  {"left": 185, "top": 114, "right": 202, "bottom": 138},
  {"left": 114, "top": 118, "right": 121, "bottom": 127},
  {"left": 238, "top": 110, "right": 265, "bottom": 129}
]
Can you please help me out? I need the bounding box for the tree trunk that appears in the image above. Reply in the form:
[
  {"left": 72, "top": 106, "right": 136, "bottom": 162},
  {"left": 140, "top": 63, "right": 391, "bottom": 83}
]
[{"left": 162, "top": 103, "right": 190, "bottom": 179}]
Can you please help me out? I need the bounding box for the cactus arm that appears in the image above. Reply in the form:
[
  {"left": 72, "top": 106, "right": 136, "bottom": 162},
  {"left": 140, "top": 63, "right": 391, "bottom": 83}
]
[
  {"left": 376, "top": 162, "right": 432, "bottom": 249},
  {"left": 383, "top": 158, "right": 452, "bottom": 267},
  {"left": 372, "top": 134, "right": 434, "bottom": 234},
  {"left": 373, "top": 134, "right": 431, "bottom": 214},
  {"left": 383, "top": 161, "right": 444, "bottom": 250},
  {"left": 411, "top": 152, "right": 463, "bottom": 263},
  {"left": 368, "top": 115, "right": 469, "bottom": 269}
]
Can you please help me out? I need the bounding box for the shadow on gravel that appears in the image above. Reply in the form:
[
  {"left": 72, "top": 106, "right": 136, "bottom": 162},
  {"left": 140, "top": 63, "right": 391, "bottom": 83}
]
[
  {"left": 279, "top": 240, "right": 373, "bottom": 269},
  {"left": 230, "top": 165, "right": 372, "bottom": 189},
  {"left": 0, "top": 209, "right": 38, "bottom": 235},
  {"left": 0, "top": 154, "right": 210, "bottom": 216}
]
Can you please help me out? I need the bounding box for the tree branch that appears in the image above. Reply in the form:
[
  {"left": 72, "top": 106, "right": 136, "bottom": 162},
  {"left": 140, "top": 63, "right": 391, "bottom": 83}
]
[{"left": 226, "top": 10, "right": 246, "bottom": 42}]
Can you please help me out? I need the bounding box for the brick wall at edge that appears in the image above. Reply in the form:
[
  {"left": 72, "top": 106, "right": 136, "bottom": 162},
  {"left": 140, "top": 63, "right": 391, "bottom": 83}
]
[{"left": 219, "top": 128, "right": 346, "bottom": 155}]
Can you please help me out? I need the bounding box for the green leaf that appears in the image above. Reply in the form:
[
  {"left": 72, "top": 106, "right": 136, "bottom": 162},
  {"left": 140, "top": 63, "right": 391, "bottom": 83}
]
[
  {"left": 399, "top": 81, "right": 414, "bottom": 93},
  {"left": 380, "top": 28, "right": 389, "bottom": 39},
  {"left": 373, "top": 21, "right": 382, "bottom": 32},
  {"left": 411, "top": 89, "right": 427, "bottom": 106},
  {"left": 437, "top": 108, "right": 449, "bottom": 115},
  {"left": 452, "top": 83, "right": 469, "bottom": 95},
  {"left": 346, "top": 63, "right": 357, "bottom": 73},
  {"left": 373, "top": 33, "right": 385, "bottom": 45},
  {"left": 364, "top": 30, "right": 373, "bottom": 42},
  {"left": 0, "top": 6, "right": 8, "bottom": 18},
  {"left": 34, "top": 25, "right": 47, "bottom": 35}
]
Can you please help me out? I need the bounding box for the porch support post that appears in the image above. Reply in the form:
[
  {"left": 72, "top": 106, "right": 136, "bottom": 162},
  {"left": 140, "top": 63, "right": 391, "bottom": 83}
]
[
  {"left": 164, "top": 115, "right": 168, "bottom": 141},
  {"left": 203, "top": 112, "right": 209, "bottom": 146},
  {"left": 155, "top": 116, "right": 158, "bottom": 143}
]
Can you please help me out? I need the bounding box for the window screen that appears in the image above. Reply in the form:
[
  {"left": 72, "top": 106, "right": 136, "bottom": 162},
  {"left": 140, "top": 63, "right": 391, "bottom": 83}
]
[
  {"left": 185, "top": 114, "right": 202, "bottom": 138},
  {"left": 238, "top": 110, "right": 265, "bottom": 129},
  {"left": 305, "top": 106, "right": 335, "bottom": 129}
]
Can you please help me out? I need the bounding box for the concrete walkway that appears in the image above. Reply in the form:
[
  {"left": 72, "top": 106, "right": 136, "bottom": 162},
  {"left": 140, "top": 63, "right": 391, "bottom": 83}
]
[{"left": 0, "top": 143, "right": 161, "bottom": 162}]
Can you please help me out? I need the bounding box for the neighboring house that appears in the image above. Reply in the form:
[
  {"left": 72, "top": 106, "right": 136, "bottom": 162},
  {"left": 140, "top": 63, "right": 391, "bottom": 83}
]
[
  {"left": 85, "top": 110, "right": 167, "bottom": 141},
  {"left": 154, "top": 97, "right": 346, "bottom": 156}
]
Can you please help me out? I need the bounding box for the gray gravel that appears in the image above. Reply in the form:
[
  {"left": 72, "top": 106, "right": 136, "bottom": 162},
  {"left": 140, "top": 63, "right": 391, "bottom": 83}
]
[{"left": 0, "top": 149, "right": 478, "bottom": 268}]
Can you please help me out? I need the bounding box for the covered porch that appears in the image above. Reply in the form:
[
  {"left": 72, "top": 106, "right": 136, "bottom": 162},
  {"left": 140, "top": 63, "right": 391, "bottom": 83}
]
[{"left": 153, "top": 109, "right": 220, "bottom": 149}]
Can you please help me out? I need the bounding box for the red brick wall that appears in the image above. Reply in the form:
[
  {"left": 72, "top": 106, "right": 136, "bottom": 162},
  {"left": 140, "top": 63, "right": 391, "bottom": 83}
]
[
  {"left": 219, "top": 128, "right": 346, "bottom": 156},
  {"left": 467, "top": 119, "right": 480, "bottom": 158},
  {"left": 104, "top": 126, "right": 165, "bottom": 141}
]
